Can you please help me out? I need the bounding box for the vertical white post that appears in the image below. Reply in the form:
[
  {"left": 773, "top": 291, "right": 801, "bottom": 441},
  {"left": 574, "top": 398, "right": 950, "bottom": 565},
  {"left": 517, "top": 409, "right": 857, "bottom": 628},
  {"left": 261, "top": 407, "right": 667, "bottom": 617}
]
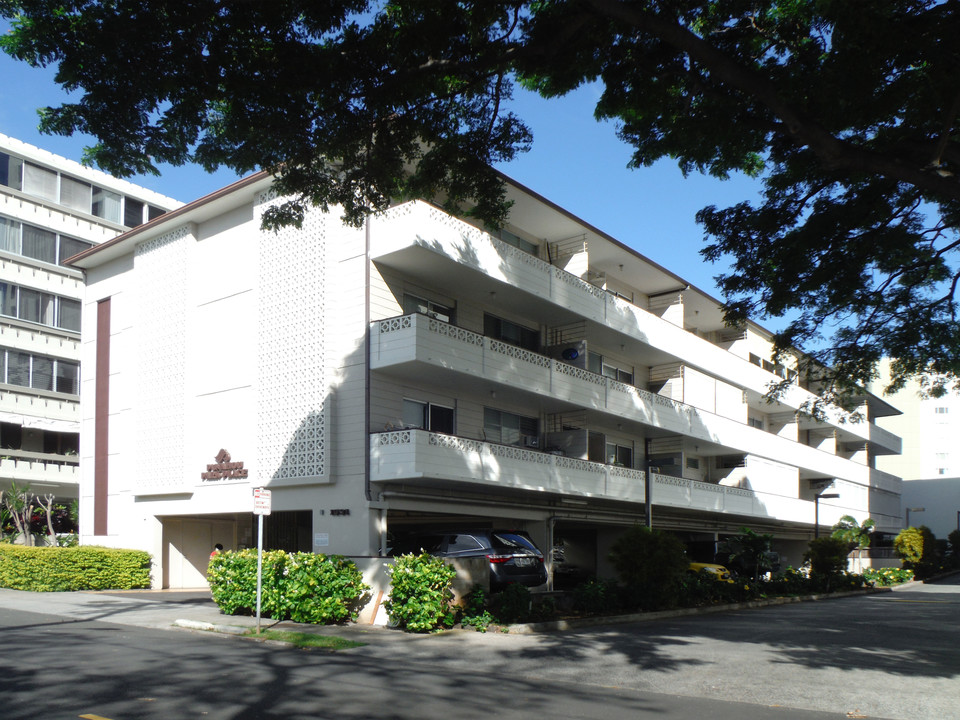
[{"left": 256, "top": 513, "right": 264, "bottom": 634}]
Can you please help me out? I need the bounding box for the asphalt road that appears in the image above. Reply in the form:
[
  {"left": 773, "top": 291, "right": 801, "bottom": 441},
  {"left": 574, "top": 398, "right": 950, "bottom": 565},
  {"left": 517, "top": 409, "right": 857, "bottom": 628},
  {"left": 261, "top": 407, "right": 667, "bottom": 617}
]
[{"left": 0, "top": 576, "right": 957, "bottom": 720}]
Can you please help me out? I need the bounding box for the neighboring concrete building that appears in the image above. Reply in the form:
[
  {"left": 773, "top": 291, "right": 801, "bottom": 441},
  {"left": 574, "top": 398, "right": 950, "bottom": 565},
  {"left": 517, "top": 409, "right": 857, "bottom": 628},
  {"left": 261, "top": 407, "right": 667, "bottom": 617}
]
[
  {"left": 0, "top": 133, "right": 180, "bottom": 504},
  {"left": 68, "top": 170, "right": 903, "bottom": 589},
  {"left": 873, "top": 359, "right": 960, "bottom": 538}
]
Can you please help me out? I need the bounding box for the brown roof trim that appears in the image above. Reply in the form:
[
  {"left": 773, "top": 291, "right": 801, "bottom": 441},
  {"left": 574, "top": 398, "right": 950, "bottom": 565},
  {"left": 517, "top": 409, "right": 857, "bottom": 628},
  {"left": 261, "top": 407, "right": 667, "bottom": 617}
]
[{"left": 65, "top": 170, "right": 272, "bottom": 267}]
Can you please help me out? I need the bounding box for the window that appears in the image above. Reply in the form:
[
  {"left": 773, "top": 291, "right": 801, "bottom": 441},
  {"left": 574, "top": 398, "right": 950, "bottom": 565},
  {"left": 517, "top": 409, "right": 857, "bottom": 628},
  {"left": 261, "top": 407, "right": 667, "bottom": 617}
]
[
  {"left": 588, "top": 352, "right": 634, "bottom": 384},
  {"left": 0, "top": 281, "right": 81, "bottom": 332},
  {"left": 21, "top": 225, "right": 57, "bottom": 264},
  {"left": 59, "top": 235, "right": 93, "bottom": 264},
  {"left": 606, "top": 442, "right": 633, "bottom": 467},
  {"left": 402, "top": 399, "right": 455, "bottom": 434},
  {"left": 935, "top": 407, "right": 949, "bottom": 414},
  {"left": 0, "top": 152, "right": 23, "bottom": 190},
  {"left": 447, "top": 534, "right": 483, "bottom": 552},
  {"left": 0, "top": 213, "right": 94, "bottom": 266},
  {"left": 124, "top": 198, "right": 145, "bottom": 227},
  {"left": 92, "top": 186, "right": 122, "bottom": 223},
  {"left": 22, "top": 163, "right": 58, "bottom": 202},
  {"left": 748, "top": 353, "right": 761, "bottom": 367},
  {"left": 403, "top": 293, "right": 454, "bottom": 323},
  {"left": 686, "top": 457, "right": 700, "bottom": 470},
  {"left": 748, "top": 417, "right": 765, "bottom": 430},
  {"left": 498, "top": 228, "right": 539, "bottom": 255},
  {"left": 0, "top": 348, "right": 79, "bottom": 395},
  {"left": 484, "top": 407, "right": 538, "bottom": 446},
  {"left": 55, "top": 361, "right": 80, "bottom": 394},
  {"left": 60, "top": 176, "right": 92, "bottom": 214},
  {"left": 484, "top": 313, "right": 539, "bottom": 352},
  {"left": 148, "top": 205, "right": 166, "bottom": 221}
]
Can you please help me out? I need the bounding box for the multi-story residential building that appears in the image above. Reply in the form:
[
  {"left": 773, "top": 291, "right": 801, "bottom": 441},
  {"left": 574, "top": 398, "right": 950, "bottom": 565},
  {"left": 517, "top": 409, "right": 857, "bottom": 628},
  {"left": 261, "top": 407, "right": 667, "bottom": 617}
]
[
  {"left": 0, "top": 133, "right": 180, "bottom": 507},
  {"left": 872, "top": 359, "right": 960, "bottom": 537},
  {"left": 68, "top": 169, "right": 902, "bottom": 590}
]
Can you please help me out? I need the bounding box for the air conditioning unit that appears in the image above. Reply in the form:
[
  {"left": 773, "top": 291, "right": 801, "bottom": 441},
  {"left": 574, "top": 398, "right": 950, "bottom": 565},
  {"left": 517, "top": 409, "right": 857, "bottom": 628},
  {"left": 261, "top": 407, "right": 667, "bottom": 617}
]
[{"left": 523, "top": 436, "right": 540, "bottom": 448}]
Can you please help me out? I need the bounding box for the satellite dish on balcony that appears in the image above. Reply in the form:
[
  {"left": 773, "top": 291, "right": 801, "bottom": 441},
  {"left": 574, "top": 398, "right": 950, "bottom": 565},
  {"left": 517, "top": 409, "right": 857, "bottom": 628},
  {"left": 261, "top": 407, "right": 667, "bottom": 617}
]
[{"left": 561, "top": 348, "right": 579, "bottom": 361}]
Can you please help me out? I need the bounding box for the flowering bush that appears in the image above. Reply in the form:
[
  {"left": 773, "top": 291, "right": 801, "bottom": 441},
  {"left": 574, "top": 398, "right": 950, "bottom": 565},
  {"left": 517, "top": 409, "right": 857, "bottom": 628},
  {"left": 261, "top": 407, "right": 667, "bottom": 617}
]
[{"left": 863, "top": 567, "right": 914, "bottom": 586}]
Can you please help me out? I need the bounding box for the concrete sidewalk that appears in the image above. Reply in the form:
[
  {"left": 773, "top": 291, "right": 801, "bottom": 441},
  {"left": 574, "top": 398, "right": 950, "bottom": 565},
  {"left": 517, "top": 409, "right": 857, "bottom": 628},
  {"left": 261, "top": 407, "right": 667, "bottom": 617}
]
[{"left": 0, "top": 587, "right": 407, "bottom": 646}]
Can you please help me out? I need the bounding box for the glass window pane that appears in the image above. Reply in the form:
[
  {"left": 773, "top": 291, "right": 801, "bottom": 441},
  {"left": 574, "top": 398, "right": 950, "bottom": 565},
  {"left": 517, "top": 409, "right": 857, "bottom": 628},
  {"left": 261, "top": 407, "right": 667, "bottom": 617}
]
[
  {"left": 59, "top": 298, "right": 81, "bottom": 332},
  {"left": 59, "top": 175, "right": 92, "bottom": 213},
  {"left": 21, "top": 224, "right": 57, "bottom": 264},
  {"left": 58, "top": 235, "right": 93, "bottom": 265},
  {"left": 483, "top": 408, "right": 501, "bottom": 444},
  {"left": 0, "top": 152, "right": 23, "bottom": 190},
  {"left": 7, "top": 352, "right": 30, "bottom": 387},
  {"left": 0, "top": 217, "right": 20, "bottom": 253},
  {"left": 32, "top": 356, "right": 54, "bottom": 391},
  {"left": 123, "top": 198, "right": 144, "bottom": 227},
  {"left": 56, "top": 361, "right": 79, "bottom": 394},
  {"left": 22, "top": 163, "right": 58, "bottom": 202},
  {"left": 0, "top": 283, "right": 16, "bottom": 317},
  {"left": 148, "top": 205, "right": 165, "bottom": 221},
  {"left": 18, "top": 287, "right": 41, "bottom": 323},
  {"left": 92, "top": 186, "right": 121, "bottom": 223},
  {"left": 401, "top": 399, "right": 426, "bottom": 429}
]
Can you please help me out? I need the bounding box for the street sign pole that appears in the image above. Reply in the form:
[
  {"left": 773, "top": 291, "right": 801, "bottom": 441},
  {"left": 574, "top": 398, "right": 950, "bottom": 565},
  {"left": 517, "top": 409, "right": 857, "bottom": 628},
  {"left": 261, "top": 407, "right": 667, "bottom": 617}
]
[
  {"left": 255, "top": 512, "right": 264, "bottom": 634},
  {"left": 252, "top": 488, "right": 272, "bottom": 634}
]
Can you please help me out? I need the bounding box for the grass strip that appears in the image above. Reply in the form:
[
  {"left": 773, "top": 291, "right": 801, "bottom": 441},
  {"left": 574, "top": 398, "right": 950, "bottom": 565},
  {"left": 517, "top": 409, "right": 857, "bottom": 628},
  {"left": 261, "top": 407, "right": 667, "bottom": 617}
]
[{"left": 246, "top": 629, "right": 366, "bottom": 651}]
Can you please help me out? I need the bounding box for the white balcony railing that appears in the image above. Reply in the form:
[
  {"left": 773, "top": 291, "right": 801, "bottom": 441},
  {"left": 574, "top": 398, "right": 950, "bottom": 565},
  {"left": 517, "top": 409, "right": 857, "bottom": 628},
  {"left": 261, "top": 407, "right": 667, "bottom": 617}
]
[
  {"left": 0, "top": 454, "right": 79, "bottom": 486},
  {"left": 371, "top": 429, "right": 844, "bottom": 526},
  {"left": 372, "top": 314, "right": 877, "bottom": 486}
]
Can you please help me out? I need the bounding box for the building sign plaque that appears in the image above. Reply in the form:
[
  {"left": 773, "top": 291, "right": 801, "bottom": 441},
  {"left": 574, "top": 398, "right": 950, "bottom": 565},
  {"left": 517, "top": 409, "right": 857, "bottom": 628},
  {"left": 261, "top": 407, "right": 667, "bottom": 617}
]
[{"left": 201, "top": 448, "right": 249, "bottom": 481}]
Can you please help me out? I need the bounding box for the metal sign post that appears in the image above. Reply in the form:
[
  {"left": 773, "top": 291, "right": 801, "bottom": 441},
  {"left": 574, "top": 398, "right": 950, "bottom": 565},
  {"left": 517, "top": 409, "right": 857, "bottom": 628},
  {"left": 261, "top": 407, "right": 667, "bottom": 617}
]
[{"left": 253, "top": 487, "right": 272, "bottom": 634}]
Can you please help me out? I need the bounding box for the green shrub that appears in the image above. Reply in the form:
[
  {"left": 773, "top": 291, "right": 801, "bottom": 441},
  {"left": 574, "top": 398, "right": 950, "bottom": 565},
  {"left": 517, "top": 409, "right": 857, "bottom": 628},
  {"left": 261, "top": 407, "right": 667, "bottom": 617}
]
[
  {"left": 765, "top": 567, "right": 811, "bottom": 596},
  {"left": 459, "top": 584, "right": 495, "bottom": 632},
  {"left": 0, "top": 544, "right": 151, "bottom": 591},
  {"left": 490, "top": 583, "right": 531, "bottom": 624},
  {"left": 572, "top": 577, "right": 623, "bottom": 615},
  {"left": 384, "top": 552, "right": 457, "bottom": 632},
  {"left": 207, "top": 549, "right": 367, "bottom": 623},
  {"left": 804, "top": 537, "right": 850, "bottom": 591},
  {"left": 609, "top": 525, "right": 688, "bottom": 611}
]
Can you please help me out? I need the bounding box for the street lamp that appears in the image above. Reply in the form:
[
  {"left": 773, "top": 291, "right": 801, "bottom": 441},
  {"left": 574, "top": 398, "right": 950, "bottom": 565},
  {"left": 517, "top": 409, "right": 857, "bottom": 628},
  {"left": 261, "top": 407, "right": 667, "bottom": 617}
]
[
  {"left": 905, "top": 507, "right": 925, "bottom": 528},
  {"left": 814, "top": 493, "right": 840, "bottom": 539}
]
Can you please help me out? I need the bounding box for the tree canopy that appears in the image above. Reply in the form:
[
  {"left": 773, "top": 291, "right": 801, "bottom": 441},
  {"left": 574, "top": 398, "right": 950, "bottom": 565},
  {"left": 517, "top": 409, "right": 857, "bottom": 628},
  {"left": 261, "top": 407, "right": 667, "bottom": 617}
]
[{"left": 2, "top": 0, "right": 959, "bottom": 401}]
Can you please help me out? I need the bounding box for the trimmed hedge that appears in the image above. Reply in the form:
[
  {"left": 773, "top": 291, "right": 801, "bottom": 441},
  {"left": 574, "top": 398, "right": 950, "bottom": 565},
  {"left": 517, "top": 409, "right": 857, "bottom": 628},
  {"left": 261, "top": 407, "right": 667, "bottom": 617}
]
[
  {"left": 207, "top": 549, "right": 368, "bottom": 624},
  {"left": 0, "top": 544, "right": 151, "bottom": 591}
]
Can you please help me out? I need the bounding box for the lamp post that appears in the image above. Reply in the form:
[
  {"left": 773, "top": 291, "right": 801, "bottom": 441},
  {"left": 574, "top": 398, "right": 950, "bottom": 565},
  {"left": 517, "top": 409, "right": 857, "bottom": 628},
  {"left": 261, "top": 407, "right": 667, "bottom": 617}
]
[
  {"left": 814, "top": 493, "right": 840, "bottom": 539},
  {"left": 905, "top": 507, "right": 925, "bottom": 528}
]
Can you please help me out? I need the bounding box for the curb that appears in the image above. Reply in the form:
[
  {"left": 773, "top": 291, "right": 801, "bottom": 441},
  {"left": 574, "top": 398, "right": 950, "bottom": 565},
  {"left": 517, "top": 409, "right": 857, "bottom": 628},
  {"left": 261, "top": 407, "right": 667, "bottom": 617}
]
[
  {"left": 503, "top": 587, "right": 891, "bottom": 634},
  {"left": 174, "top": 619, "right": 249, "bottom": 635}
]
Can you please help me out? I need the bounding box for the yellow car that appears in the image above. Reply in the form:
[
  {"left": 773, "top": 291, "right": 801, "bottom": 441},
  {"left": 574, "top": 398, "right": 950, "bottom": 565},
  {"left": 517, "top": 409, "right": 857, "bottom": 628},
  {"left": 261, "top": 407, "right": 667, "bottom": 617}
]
[{"left": 688, "top": 562, "right": 735, "bottom": 583}]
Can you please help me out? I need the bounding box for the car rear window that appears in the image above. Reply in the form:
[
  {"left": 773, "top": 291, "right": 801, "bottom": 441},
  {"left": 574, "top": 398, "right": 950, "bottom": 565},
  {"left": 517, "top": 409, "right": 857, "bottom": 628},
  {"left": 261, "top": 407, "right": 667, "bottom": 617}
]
[
  {"left": 447, "top": 534, "right": 484, "bottom": 552},
  {"left": 491, "top": 533, "right": 538, "bottom": 551}
]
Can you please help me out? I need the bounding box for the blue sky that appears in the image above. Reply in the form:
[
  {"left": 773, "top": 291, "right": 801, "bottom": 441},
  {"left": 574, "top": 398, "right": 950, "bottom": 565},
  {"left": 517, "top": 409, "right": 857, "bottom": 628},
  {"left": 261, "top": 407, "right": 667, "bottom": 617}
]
[{"left": 0, "top": 32, "right": 766, "bottom": 306}]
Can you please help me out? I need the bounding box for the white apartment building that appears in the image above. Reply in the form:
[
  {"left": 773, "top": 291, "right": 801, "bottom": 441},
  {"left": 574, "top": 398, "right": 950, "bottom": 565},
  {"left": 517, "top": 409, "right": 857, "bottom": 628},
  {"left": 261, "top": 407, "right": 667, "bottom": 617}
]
[
  {"left": 0, "top": 133, "right": 180, "bottom": 504},
  {"left": 872, "top": 359, "right": 960, "bottom": 538},
  {"left": 69, "top": 170, "right": 903, "bottom": 589}
]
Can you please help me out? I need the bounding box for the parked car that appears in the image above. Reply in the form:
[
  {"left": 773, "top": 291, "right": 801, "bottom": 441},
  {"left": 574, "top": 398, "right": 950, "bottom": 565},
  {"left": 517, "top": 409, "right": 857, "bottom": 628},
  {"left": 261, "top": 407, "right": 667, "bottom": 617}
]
[
  {"left": 390, "top": 529, "right": 548, "bottom": 590},
  {"left": 688, "top": 562, "right": 736, "bottom": 583}
]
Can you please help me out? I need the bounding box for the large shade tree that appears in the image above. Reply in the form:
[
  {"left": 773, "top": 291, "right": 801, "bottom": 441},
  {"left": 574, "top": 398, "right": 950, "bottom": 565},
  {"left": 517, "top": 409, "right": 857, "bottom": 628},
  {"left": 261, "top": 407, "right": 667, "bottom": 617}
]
[{"left": 2, "top": 0, "right": 959, "bottom": 404}]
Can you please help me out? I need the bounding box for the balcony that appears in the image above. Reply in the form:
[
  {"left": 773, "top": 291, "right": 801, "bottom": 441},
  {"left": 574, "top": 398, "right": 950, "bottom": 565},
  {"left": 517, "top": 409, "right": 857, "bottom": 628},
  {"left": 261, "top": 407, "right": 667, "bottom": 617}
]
[
  {"left": 369, "top": 201, "right": 901, "bottom": 456},
  {"left": 371, "top": 313, "right": 881, "bottom": 486},
  {"left": 0, "top": 449, "right": 79, "bottom": 487},
  {"left": 371, "top": 429, "right": 837, "bottom": 526}
]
